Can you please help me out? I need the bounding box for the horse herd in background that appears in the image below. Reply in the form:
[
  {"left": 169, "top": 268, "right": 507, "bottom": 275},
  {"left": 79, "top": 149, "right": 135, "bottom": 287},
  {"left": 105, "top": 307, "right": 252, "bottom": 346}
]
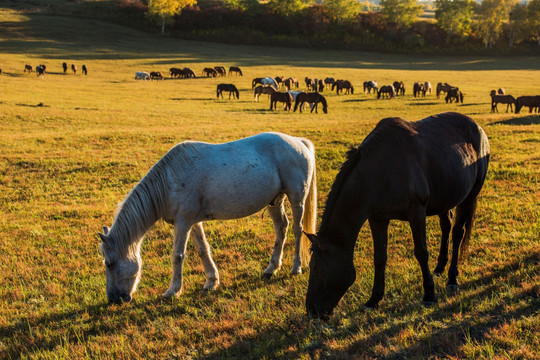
[{"left": 22, "top": 63, "right": 88, "bottom": 77}]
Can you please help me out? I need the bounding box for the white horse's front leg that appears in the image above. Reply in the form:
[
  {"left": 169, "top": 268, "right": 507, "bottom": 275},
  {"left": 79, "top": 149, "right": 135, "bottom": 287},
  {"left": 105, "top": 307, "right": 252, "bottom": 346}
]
[
  {"left": 163, "top": 221, "right": 192, "bottom": 298},
  {"left": 263, "top": 197, "right": 289, "bottom": 278},
  {"left": 190, "top": 222, "right": 220, "bottom": 290}
]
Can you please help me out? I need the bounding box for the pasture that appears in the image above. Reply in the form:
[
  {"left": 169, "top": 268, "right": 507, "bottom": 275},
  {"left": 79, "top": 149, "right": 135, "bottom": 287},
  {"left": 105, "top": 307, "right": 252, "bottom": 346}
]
[{"left": 0, "top": 8, "right": 539, "bottom": 359}]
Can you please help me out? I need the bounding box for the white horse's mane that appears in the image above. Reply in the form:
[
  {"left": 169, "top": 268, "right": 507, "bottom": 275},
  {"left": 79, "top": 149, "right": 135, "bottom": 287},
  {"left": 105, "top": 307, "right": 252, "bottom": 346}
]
[{"left": 109, "top": 142, "right": 198, "bottom": 256}]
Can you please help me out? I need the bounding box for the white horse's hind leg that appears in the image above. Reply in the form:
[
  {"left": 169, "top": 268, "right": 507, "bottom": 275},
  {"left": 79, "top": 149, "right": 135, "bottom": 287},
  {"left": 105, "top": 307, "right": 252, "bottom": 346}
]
[
  {"left": 262, "top": 195, "right": 289, "bottom": 278},
  {"left": 163, "top": 220, "right": 191, "bottom": 298},
  {"left": 288, "top": 195, "right": 306, "bottom": 276},
  {"left": 190, "top": 222, "right": 220, "bottom": 291}
]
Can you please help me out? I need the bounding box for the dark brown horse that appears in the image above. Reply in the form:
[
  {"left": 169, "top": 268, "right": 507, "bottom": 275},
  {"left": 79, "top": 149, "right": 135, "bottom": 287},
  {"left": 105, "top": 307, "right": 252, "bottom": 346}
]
[
  {"left": 170, "top": 67, "right": 183, "bottom": 78},
  {"left": 82, "top": 65, "right": 87, "bottom": 75},
  {"left": 377, "top": 85, "right": 396, "bottom": 99},
  {"left": 446, "top": 87, "right": 464, "bottom": 103},
  {"left": 229, "top": 66, "right": 243, "bottom": 76},
  {"left": 217, "top": 84, "right": 239, "bottom": 99},
  {"left": 150, "top": 71, "right": 164, "bottom": 80},
  {"left": 62, "top": 62, "right": 68, "bottom": 74},
  {"left": 515, "top": 96, "right": 540, "bottom": 114},
  {"left": 436, "top": 82, "right": 454, "bottom": 99},
  {"left": 214, "top": 66, "right": 226, "bottom": 76},
  {"left": 293, "top": 92, "right": 328, "bottom": 113},
  {"left": 393, "top": 81, "right": 405, "bottom": 96},
  {"left": 270, "top": 91, "right": 293, "bottom": 111},
  {"left": 24, "top": 64, "right": 33, "bottom": 73},
  {"left": 332, "top": 80, "right": 354, "bottom": 95},
  {"left": 413, "top": 82, "right": 426, "bottom": 97},
  {"left": 363, "top": 80, "right": 378, "bottom": 94},
  {"left": 490, "top": 90, "right": 515, "bottom": 113},
  {"left": 283, "top": 77, "right": 299, "bottom": 90},
  {"left": 202, "top": 67, "right": 218, "bottom": 77},
  {"left": 71, "top": 64, "right": 77, "bottom": 74},
  {"left": 305, "top": 112, "right": 490, "bottom": 319},
  {"left": 183, "top": 67, "right": 196, "bottom": 78}
]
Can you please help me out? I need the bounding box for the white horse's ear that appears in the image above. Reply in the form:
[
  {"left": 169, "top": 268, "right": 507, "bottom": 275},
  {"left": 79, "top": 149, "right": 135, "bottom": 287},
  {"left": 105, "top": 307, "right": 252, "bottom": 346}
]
[{"left": 98, "top": 232, "right": 109, "bottom": 244}]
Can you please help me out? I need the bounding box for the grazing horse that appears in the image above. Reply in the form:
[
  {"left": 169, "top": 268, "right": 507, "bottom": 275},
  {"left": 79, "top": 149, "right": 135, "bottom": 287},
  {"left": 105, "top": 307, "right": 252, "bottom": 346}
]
[
  {"left": 36, "top": 65, "right": 46, "bottom": 77},
  {"left": 170, "top": 67, "right": 184, "bottom": 78},
  {"left": 202, "top": 67, "right": 218, "bottom": 77},
  {"left": 150, "top": 71, "right": 164, "bottom": 80},
  {"left": 393, "top": 81, "right": 405, "bottom": 96},
  {"left": 305, "top": 77, "right": 314, "bottom": 91},
  {"left": 324, "top": 78, "right": 335, "bottom": 89},
  {"left": 62, "top": 62, "right": 68, "bottom": 74},
  {"left": 71, "top": 64, "right": 77, "bottom": 74},
  {"left": 293, "top": 92, "right": 328, "bottom": 114},
  {"left": 270, "top": 92, "right": 293, "bottom": 111},
  {"left": 82, "top": 65, "right": 88, "bottom": 75},
  {"left": 183, "top": 68, "right": 196, "bottom": 78},
  {"left": 135, "top": 71, "right": 150, "bottom": 80},
  {"left": 24, "top": 64, "right": 33, "bottom": 73},
  {"left": 214, "top": 66, "right": 226, "bottom": 76},
  {"left": 436, "top": 82, "right": 454, "bottom": 99},
  {"left": 363, "top": 81, "right": 378, "bottom": 94},
  {"left": 425, "top": 81, "right": 432, "bottom": 95},
  {"left": 283, "top": 77, "right": 299, "bottom": 90},
  {"left": 305, "top": 112, "right": 490, "bottom": 318},
  {"left": 413, "top": 82, "right": 426, "bottom": 97},
  {"left": 254, "top": 85, "right": 277, "bottom": 101},
  {"left": 446, "top": 88, "right": 464, "bottom": 103},
  {"left": 377, "top": 85, "right": 396, "bottom": 99},
  {"left": 217, "top": 84, "right": 239, "bottom": 99},
  {"left": 332, "top": 80, "right": 354, "bottom": 95},
  {"left": 229, "top": 66, "right": 243, "bottom": 76},
  {"left": 515, "top": 96, "right": 540, "bottom": 114},
  {"left": 98, "top": 132, "right": 317, "bottom": 304},
  {"left": 490, "top": 90, "right": 515, "bottom": 113}
]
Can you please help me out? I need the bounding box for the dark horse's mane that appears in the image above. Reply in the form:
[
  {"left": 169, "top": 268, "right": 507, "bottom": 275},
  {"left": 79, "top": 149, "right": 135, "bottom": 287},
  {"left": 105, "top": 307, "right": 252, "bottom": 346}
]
[{"left": 319, "top": 117, "right": 417, "bottom": 235}]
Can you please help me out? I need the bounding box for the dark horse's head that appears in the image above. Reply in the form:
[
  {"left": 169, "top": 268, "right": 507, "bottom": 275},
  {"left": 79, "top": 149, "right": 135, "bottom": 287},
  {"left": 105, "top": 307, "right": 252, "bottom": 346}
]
[
  {"left": 318, "top": 95, "right": 328, "bottom": 114},
  {"left": 305, "top": 233, "right": 356, "bottom": 319}
]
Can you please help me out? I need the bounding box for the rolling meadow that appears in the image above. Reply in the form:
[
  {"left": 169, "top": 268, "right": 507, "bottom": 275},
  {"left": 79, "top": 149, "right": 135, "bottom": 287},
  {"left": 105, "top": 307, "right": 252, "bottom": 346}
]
[{"left": 0, "top": 6, "right": 539, "bottom": 359}]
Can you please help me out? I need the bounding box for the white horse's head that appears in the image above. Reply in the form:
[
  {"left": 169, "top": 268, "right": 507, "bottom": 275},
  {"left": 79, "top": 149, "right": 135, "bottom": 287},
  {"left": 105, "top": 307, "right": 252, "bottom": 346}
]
[{"left": 98, "top": 226, "right": 142, "bottom": 304}]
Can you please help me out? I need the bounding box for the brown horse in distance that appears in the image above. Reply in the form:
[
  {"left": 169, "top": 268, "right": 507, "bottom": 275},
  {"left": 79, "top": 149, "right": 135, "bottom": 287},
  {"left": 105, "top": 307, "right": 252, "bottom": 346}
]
[{"left": 270, "top": 92, "right": 293, "bottom": 111}]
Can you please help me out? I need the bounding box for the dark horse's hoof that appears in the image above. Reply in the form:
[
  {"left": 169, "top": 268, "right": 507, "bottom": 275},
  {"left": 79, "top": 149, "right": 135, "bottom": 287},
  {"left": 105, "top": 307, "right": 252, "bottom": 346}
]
[
  {"left": 446, "top": 284, "right": 459, "bottom": 292},
  {"left": 422, "top": 293, "right": 437, "bottom": 306},
  {"left": 261, "top": 272, "right": 272, "bottom": 280},
  {"left": 364, "top": 297, "right": 381, "bottom": 309}
]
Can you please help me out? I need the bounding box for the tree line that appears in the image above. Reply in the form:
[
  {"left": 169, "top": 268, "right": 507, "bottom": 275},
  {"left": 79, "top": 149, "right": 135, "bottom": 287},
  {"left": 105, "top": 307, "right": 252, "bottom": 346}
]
[{"left": 117, "top": 0, "right": 540, "bottom": 53}]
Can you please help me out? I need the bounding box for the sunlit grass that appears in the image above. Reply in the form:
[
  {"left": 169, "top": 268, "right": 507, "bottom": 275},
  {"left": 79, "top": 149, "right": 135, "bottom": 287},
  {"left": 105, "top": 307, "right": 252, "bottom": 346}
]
[{"left": 0, "top": 6, "right": 539, "bottom": 359}]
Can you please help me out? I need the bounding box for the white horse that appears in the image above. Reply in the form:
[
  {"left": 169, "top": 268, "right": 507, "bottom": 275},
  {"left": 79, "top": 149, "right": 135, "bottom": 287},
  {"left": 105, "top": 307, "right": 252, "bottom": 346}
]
[
  {"left": 261, "top": 77, "right": 279, "bottom": 88},
  {"left": 135, "top": 71, "right": 150, "bottom": 80},
  {"left": 98, "top": 132, "right": 318, "bottom": 304}
]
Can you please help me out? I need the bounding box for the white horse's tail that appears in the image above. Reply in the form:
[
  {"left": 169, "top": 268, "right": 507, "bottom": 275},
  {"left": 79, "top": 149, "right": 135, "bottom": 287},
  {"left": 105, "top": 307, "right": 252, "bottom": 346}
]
[{"left": 301, "top": 139, "right": 317, "bottom": 266}]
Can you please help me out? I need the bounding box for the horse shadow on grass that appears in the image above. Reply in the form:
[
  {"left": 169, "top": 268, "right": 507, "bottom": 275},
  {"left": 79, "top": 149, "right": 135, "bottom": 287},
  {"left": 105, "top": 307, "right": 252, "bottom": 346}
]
[
  {"left": 489, "top": 115, "right": 540, "bottom": 126},
  {"left": 204, "top": 251, "right": 540, "bottom": 359}
]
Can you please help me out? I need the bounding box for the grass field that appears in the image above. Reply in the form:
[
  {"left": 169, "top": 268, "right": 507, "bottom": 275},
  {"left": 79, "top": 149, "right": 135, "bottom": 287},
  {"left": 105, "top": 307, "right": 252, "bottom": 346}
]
[{"left": 0, "top": 6, "right": 539, "bottom": 359}]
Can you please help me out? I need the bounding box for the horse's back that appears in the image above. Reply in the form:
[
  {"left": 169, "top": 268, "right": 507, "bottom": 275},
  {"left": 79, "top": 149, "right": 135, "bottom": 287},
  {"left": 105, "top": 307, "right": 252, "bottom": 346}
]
[{"left": 164, "top": 133, "right": 314, "bottom": 220}]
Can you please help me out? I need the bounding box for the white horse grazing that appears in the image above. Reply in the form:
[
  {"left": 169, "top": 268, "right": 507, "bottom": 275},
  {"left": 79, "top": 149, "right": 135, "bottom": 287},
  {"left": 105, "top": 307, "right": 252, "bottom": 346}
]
[
  {"left": 98, "top": 132, "right": 318, "bottom": 304},
  {"left": 261, "top": 77, "right": 279, "bottom": 88},
  {"left": 135, "top": 71, "right": 150, "bottom": 80}
]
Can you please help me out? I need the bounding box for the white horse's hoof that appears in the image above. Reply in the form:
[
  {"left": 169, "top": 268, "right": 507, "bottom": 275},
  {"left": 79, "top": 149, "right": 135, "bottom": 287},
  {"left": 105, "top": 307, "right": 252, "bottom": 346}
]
[
  {"left": 290, "top": 268, "right": 302, "bottom": 276},
  {"left": 163, "top": 287, "right": 181, "bottom": 298},
  {"left": 202, "top": 280, "right": 219, "bottom": 291}
]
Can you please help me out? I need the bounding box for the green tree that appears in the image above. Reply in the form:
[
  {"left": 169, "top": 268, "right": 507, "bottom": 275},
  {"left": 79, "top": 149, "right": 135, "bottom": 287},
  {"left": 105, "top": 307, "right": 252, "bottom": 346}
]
[
  {"left": 267, "top": 0, "right": 305, "bottom": 16},
  {"left": 324, "top": 0, "right": 361, "bottom": 23},
  {"left": 147, "top": 0, "right": 196, "bottom": 33},
  {"left": 475, "top": 0, "right": 516, "bottom": 48},
  {"left": 379, "top": 0, "right": 422, "bottom": 28},
  {"left": 527, "top": 0, "right": 540, "bottom": 45},
  {"left": 435, "top": 0, "right": 475, "bottom": 38}
]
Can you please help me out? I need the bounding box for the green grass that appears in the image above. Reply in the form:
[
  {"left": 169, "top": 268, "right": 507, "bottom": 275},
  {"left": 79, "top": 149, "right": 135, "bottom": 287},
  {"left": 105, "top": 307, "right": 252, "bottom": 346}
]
[{"left": 0, "top": 6, "right": 539, "bottom": 359}]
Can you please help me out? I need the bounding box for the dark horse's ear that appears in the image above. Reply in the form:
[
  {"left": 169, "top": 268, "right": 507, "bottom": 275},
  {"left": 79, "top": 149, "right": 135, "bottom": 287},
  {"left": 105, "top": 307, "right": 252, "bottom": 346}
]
[
  {"left": 303, "top": 232, "right": 326, "bottom": 252},
  {"left": 98, "top": 232, "right": 109, "bottom": 245}
]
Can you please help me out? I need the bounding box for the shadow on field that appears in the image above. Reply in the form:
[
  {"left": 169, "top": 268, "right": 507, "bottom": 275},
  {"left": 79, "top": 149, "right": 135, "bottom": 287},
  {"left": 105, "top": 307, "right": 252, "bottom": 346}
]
[
  {"left": 489, "top": 115, "right": 540, "bottom": 125},
  {"left": 202, "top": 251, "right": 540, "bottom": 359},
  {"left": 2, "top": 14, "right": 540, "bottom": 71}
]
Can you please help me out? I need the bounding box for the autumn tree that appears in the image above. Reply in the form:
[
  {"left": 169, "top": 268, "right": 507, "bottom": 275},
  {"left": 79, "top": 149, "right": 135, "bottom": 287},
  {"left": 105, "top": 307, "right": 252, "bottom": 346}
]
[
  {"left": 435, "top": 0, "right": 475, "bottom": 38},
  {"left": 267, "top": 0, "right": 305, "bottom": 16},
  {"left": 528, "top": 0, "right": 540, "bottom": 45},
  {"left": 475, "top": 0, "right": 516, "bottom": 48},
  {"left": 147, "top": 0, "right": 196, "bottom": 33},
  {"left": 379, "top": 0, "right": 422, "bottom": 28},
  {"left": 324, "top": 0, "right": 361, "bottom": 24}
]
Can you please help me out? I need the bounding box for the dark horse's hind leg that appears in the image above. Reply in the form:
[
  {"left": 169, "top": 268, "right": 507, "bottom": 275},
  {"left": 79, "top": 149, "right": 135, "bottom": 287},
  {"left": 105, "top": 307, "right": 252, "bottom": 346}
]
[
  {"left": 409, "top": 207, "right": 436, "bottom": 305},
  {"left": 365, "top": 219, "right": 389, "bottom": 308},
  {"left": 434, "top": 211, "right": 453, "bottom": 275},
  {"left": 447, "top": 197, "right": 478, "bottom": 291}
]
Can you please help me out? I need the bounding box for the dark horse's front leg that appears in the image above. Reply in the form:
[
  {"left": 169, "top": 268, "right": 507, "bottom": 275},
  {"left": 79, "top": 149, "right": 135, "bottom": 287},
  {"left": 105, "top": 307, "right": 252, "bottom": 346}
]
[
  {"left": 409, "top": 207, "right": 436, "bottom": 305},
  {"left": 365, "top": 218, "right": 389, "bottom": 308}
]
